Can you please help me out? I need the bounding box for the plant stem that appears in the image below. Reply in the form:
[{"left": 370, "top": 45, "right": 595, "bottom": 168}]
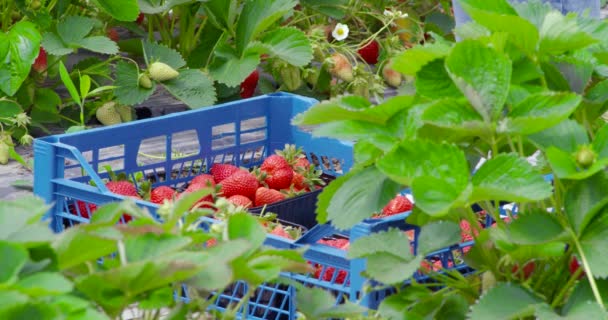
[
  {"left": 570, "top": 229, "right": 605, "bottom": 310},
  {"left": 551, "top": 266, "right": 583, "bottom": 308}
]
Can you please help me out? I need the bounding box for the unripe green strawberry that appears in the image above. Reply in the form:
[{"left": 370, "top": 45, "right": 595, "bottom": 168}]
[
  {"left": 115, "top": 105, "right": 133, "bottom": 122},
  {"left": 31, "top": 0, "right": 42, "bottom": 10},
  {"left": 138, "top": 73, "right": 153, "bottom": 89},
  {"left": 351, "top": 78, "right": 370, "bottom": 100},
  {"left": 0, "top": 141, "right": 9, "bottom": 165},
  {"left": 575, "top": 145, "right": 596, "bottom": 168},
  {"left": 148, "top": 62, "right": 179, "bottom": 82},
  {"left": 382, "top": 61, "right": 402, "bottom": 88},
  {"left": 304, "top": 68, "right": 319, "bottom": 87},
  {"left": 326, "top": 53, "right": 353, "bottom": 82},
  {"left": 96, "top": 102, "right": 122, "bottom": 126},
  {"left": 481, "top": 271, "right": 496, "bottom": 293},
  {"left": 280, "top": 64, "right": 302, "bottom": 91}
]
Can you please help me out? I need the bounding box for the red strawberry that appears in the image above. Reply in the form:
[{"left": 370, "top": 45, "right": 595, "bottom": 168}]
[
  {"left": 136, "top": 12, "right": 145, "bottom": 25},
  {"left": 292, "top": 172, "right": 308, "bottom": 191},
  {"left": 205, "top": 238, "right": 217, "bottom": 248},
  {"left": 150, "top": 186, "right": 175, "bottom": 204},
  {"left": 294, "top": 157, "right": 311, "bottom": 170},
  {"left": 380, "top": 195, "right": 413, "bottom": 216},
  {"left": 32, "top": 47, "right": 47, "bottom": 73},
  {"left": 106, "top": 181, "right": 140, "bottom": 198},
  {"left": 512, "top": 261, "right": 535, "bottom": 279},
  {"left": 569, "top": 257, "right": 585, "bottom": 279},
  {"left": 191, "top": 174, "right": 216, "bottom": 187},
  {"left": 327, "top": 53, "right": 353, "bottom": 82},
  {"left": 318, "top": 238, "right": 349, "bottom": 250},
  {"left": 255, "top": 187, "right": 286, "bottom": 206},
  {"left": 220, "top": 171, "right": 259, "bottom": 200},
  {"left": 211, "top": 163, "right": 240, "bottom": 183},
  {"left": 227, "top": 195, "right": 253, "bottom": 208},
  {"left": 270, "top": 225, "right": 292, "bottom": 239},
  {"left": 70, "top": 201, "right": 97, "bottom": 219},
  {"left": 240, "top": 69, "right": 259, "bottom": 98},
  {"left": 420, "top": 260, "right": 444, "bottom": 273},
  {"left": 358, "top": 40, "right": 380, "bottom": 64},
  {"left": 184, "top": 182, "right": 214, "bottom": 208},
  {"left": 314, "top": 266, "right": 347, "bottom": 284},
  {"left": 261, "top": 155, "right": 293, "bottom": 190},
  {"left": 107, "top": 28, "right": 119, "bottom": 42}
]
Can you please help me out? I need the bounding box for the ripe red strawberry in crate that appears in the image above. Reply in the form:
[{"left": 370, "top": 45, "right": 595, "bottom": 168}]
[
  {"left": 211, "top": 163, "right": 240, "bottom": 183},
  {"left": 380, "top": 195, "right": 413, "bottom": 217},
  {"left": 314, "top": 266, "right": 347, "bottom": 284},
  {"left": 150, "top": 186, "right": 176, "bottom": 204},
  {"left": 32, "top": 47, "right": 47, "bottom": 73},
  {"left": 294, "top": 157, "right": 310, "bottom": 170},
  {"left": 191, "top": 173, "right": 216, "bottom": 187},
  {"left": 220, "top": 170, "right": 259, "bottom": 200},
  {"left": 255, "top": 187, "right": 286, "bottom": 206},
  {"left": 261, "top": 155, "right": 293, "bottom": 190},
  {"left": 318, "top": 238, "right": 350, "bottom": 250},
  {"left": 240, "top": 69, "right": 259, "bottom": 98},
  {"left": 106, "top": 181, "right": 140, "bottom": 198},
  {"left": 292, "top": 172, "right": 307, "bottom": 191},
  {"left": 70, "top": 201, "right": 97, "bottom": 218},
  {"left": 270, "top": 225, "right": 292, "bottom": 239},
  {"left": 358, "top": 40, "right": 380, "bottom": 64},
  {"left": 227, "top": 195, "right": 252, "bottom": 208}
]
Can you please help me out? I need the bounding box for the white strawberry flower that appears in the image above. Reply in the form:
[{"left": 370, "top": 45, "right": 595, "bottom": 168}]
[{"left": 332, "top": 23, "right": 349, "bottom": 41}]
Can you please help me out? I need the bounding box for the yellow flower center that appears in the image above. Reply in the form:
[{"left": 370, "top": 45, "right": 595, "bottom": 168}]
[{"left": 337, "top": 28, "right": 344, "bottom": 35}]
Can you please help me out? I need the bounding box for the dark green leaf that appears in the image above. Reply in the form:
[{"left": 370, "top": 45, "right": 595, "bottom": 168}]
[
  {"left": 31, "top": 88, "right": 61, "bottom": 123},
  {"left": 539, "top": 12, "right": 597, "bottom": 55},
  {"left": 227, "top": 213, "right": 266, "bottom": 251},
  {"left": 564, "top": 171, "right": 608, "bottom": 235},
  {"left": 0, "top": 99, "right": 23, "bottom": 119},
  {"left": 579, "top": 211, "right": 608, "bottom": 278},
  {"left": 586, "top": 79, "right": 608, "bottom": 104},
  {"left": 0, "top": 21, "right": 42, "bottom": 96},
  {"left": 125, "top": 234, "right": 191, "bottom": 263},
  {"left": 259, "top": 27, "right": 312, "bottom": 67},
  {"left": 502, "top": 92, "right": 582, "bottom": 135},
  {"left": 114, "top": 60, "right": 156, "bottom": 106},
  {"left": 393, "top": 42, "right": 451, "bottom": 76},
  {"left": 143, "top": 41, "right": 186, "bottom": 69},
  {"left": 417, "top": 221, "right": 461, "bottom": 255},
  {"left": 421, "top": 98, "right": 489, "bottom": 137},
  {"left": 528, "top": 119, "right": 589, "bottom": 153},
  {"left": 77, "top": 36, "right": 118, "bottom": 55},
  {"left": 468, "top": 283, "right": 541, "bottom": 319},
  {"left": 412, "top": 176, "right": 471, "bottom": 216},
  {"left": 201, "top": 0, "right": 238, "bottom": 30},
  {"left": 415, "top": 59, "right": 463, "bottom": 99},
  {"left": 235, "top": 0, "right": 297, "bottom": 54},
  {"left": 299, "top": 0, "right": 348, "bottom": 19},
  {"left": 593, "top": 124, "right": 608, "bottom": 159},
  {"left": 15, "top": 272, "right": 73, "bottom": 296},
  {"left": 0, "top": 241, "right": 27, "bottom": 285},
  {"left": 209, "top": 44, "right": 260, "bottom": 87},
  {"left": 508, "top": 211, "right": 565, "bottom": 244},
  {"left": 536, "top": 299, "right": 607, "bottom": 319},
  {"left": 553, "top": 53, "right": 594, "bottom": 94},
  {"left": 138, "top": 0, "right": 191, "bottom": 14},
  {"left": 563, "top": 279, "right": 608, "bottom": 315},
  {"left": 472, "top": 153, "right": 552, "bottom": 202},
  {"left": 0, "top": 302, "right": 59, "bottom": 320},
  {"left": 326, "top": 166, "right": 401, "bottom": 230},
  {"left": 187, "top": 23, "right": 224, "bottom": 68},
  {"left": 57, "top": 16, "right": 95, "bottom": 44},
  {"left": 162, "top": 69, "right": 217, "bottom": 108},
  {"left": 315, "top": 170, "right": 352, "bottom": 224},
  {"left": 445, "top": 40, "right": 512, "bottom": 122},
  {"left": 465, "top": 8, "right": 539, "bottom": 54},
  {"left": 96, "top": 0, "right": 139, "bottom": 21},
  {"left": 541, "top": 61, "right": 571, "bottom": 92}
]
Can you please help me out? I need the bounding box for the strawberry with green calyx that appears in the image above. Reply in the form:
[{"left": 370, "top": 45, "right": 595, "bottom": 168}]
[
  {"left": 326, "top": 53, "right": 354, "bottom": 82},
  {"left": 275, "top": 144, "right": 307, "bottom": 168},
  {"left": 292, "top": 165, "right": 325, "bottom": 192},
  {"left": 240, "top": 69, "right": 259, "bottom": 98},
  {"left": 210, "top": 163, "right": 240, "bottom": 183},
  {"left": 303, "top": 67, "right": 320, "bottom": 87},
  {"left": 96, "top": 102, "right": 122, "bottom": 126},
  {"left": 358, "top": 40, "right": 380, "bottom": 65},
  {"left": 148, "top": 62, "right": 179, "bottom": 82},
  {"left": 138, "top": 73, "right": 153, "bottom": 89},
  {"left": 275, "top": 61, "right": 302, "bottom": 91},
  {"left": 260, "top": 154, "right": 294, "bottom": 190},
  {"left": 382, "top": 60, "right": 402, "bottom": 88},
  {"left": 32, "top": 47, "right": 47, "bottom": 73}
]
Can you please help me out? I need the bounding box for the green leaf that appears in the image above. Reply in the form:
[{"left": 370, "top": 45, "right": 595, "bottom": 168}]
[
  {"left": 299, "top": 0, "right": 348, "bottom": 19},
  {"left": 208, "top": 44, "right": 260, "bottom": 87},
  {"left": 227, "top": 213, "right": 266, "bottom": 252},
  {"left": 586, "top": 79, "right": 608, "bottom": 104},
  {"left": 56, "top": 16, "right": 96, "bottom": 44},
  {"left": 79, "top": 74, "right": 91, "bottom": 99},
  {"left": 0, "top": 301, "right": 59, "bottom": 320},
  {"left": 528, "top": 119, "right": 589, "bottom": 153},
  {"left": 412, "top": 176, "right": 471, "bottom": 216},
  {"left": 511, "top": 0, "right": 552, "bottom": 29},
  {"left": 0, "top": 241, "right": 28, "bottom": 285},
  {"left": 445, "top": 40, "right": 512, "bottom": 122},
  {"left": 16, "top": 272, "right": 73, "bottom": 296},
  {"left": 508, "top": 211, "right": 565, "bottom": 244},
  {"left": 77, "top": 36, "right": 119, "bottom": 55},
  {"left": 125, "top": 234, "right": 191, "bottom": 263},
  {"left": 421, "top": 98, "right": 489, "bottom": 137},
  {"left": 471, "top": 153, "right": 552, "bottom": 202},
  {"left": 0, "top": 99, "right": 23, "bottom": 119},
  {"left": 539, "top": 12, "right": 597, "bottom": 55},
  {"left": 41, "top": 32, "right": 72, "bottom": 56},
  {"left": 579, "top": 212, "right": 608, "bottom": 278},
  {"left": 315, "top": 170, "right": 351, "bottom": 224},
  {"left": 143, "top": 41, "right": 186, "bottom": 69},
  {"left": 258, "top": 27, "right": 312, "bottom": 66},
  {"left": 468, "top": 283, "right": 541, "bottom": 319},
  {"left": 554, "top": 53, "right": 594, "bottom": 94},
  {"left": 564, "top": 171, "right": 608, "bottom": 235},
  {"left": 415, "top": 59, "right": 463, "bottom": 99},
  {"left": 52, "top": 225, "right": 122, "bottom": 270},
  {"left": 30, "top": 89, "right": 61, "bottom": 124},
  {"left": 536, "top": 295, "right": 606, "bottom": 319},
  {"left": 96, "top": 0, "right": 139, "bottom": 21},
  {"left": 138, "top": 0, "right": 191, "bottom": 14},
  {"left": 593, "top": 124, "right": 608, "bottom": 159},
  {"left": 201, "top": 0, "right": 238, "bottom": 30},
  {"left": 502, "top": 92, "right": 582, "bottom": 135},
  {"left": 295, "top": 286, "right": 366, "bottom": 319},
  {"left": 457, "top": 0, "right": 517, "bottom": 15},
  {"left": 562, "top": 279, "right": 608, "bottom": 316},
  {"left": 417, "top": 221, "right": 461, "bottom": 255},
  {"left": 545, "top": 147, "right": 608, "bottom": 180},
  {"left": 162, "top": 69, "right": 217, "bottom": 109},
  {"left": 0, "top": 21, "right": 41, "bottom": 96},
  {"left": 392, "top": 42, "right": 451, "bottom": 76},
  {"left": 187, "top": 22, "right": 224, "bottom": 68},
  {"left": 59, "top": 61, "right": 81, "bottom": 106},
  {"left": 311, "top": 121, "right": 398, "bottom": 150},
  {"left": 235, "top": 0, "right": 297, "bottom": 54},
  {"left": 114, "top": 60, "right": 155, "bottom": 106},
  {"left": 326, "top": 166, "right": 401, "bottom": 230},
  {"left": 541, "top": 61, "right": 571, "bottom": 92}
]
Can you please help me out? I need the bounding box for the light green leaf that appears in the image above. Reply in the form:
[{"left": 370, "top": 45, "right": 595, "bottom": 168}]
[
  {"left": 79, "top": 74, "right": 91, "bottom": 99},
  {"left": 501, "top": 92, "right": 581, "bottom": 135},
  {"left": 564, "top": 171, "right": 608, "bottom": 236},
  {"left": 417, "top": 221, "right": 461, "bottom": 255},
  {"left": 0, "top": 241, "right": 28, "bottom": 285},
  {"left": 0, "top": 21, "right": 42, "bottom": 96},
  {"left": 546, "top": 147, "right": 608, "bottom": 180},
  {"left": 365, "top": 254, "right": 423, "bottom": 285},
  {"left": 258, "top": 27, "right": 312, "bottom": 66},
  {"left": 315, "top": 170, "right": 352, "bottom": 224},
  {"left": 114, "top": 60, "right": 155, "bottom": 106},
  {"left": 454, "top": 21, "right": 491, "bottom": 40},
  {"left": 415, "top": 59, "right": 463, "bottom": 99},
  {"left": 348, "top": 228, "right": 413, "bottom": 259},
  {"left": 593, "top": 124, "right": 608, "bottom": 159},
  {"left": 528, "top": 120, "right": 589, "bottom": 153},
  {"left": 78, "top": 36, "right": 119, "bottom": 55},
  {"left": 468, "top": 283, "right": 541, "bottom": 320},
  {"left": 52, "top": 225, "right": 122, "bottom": 270},
  {"left": 138, "top": 0, "right": 191, "bottom": 14},
  {"left": 539, "top": 12, "right": 597, "bottom": 55},
  {"left": 392, "top": 42, "right": 451, "bottom": 76},
  {"left": 227, "top": 213, "right": 266, "bottom": 252},
  {"left": 457, "top": 0, "right": 517, "bottom": 15},
  {"left": 326, "top": 166, "right": 402, "bottom": 230},
  {"left": 235, "top": 0, "right": 297, "bottom": 53},
  {"left": 562, "top": 279, "right": 608, "bottom": 316},
  {"left": 508, "top": 211, "right": 565, "bottom": 244},
  {"left": 143, "top": 41, "right": 186, "bottom": 69},
  {"left": 41, "top": 32, "right": 72, "bottom": 56},
  {"left": 201, "top": 0, "right": 238, "bottom": 30},
  {"left": 295, "top": 286, "right": 367, "bottom": 319},
  {"left": 579, "top": 212, "right": 608, "bottom": 278},
  {"left": 412, "top": 176, "right": 471, "bottom": 216},
  {"left": 96, "top": 0, "right": 139, "bottom": 21},
  {"left": 57, "top": 16, "right": 96, "bottom": 44},
  {"left": 16, "top": 272, "right": 73, "bottom": 296},
  {"left": 299, "top": 0, "right": 348, "bottom": 19},
  {"left": 465, "top": 8, "right": 539, "bottom": 54},
  {"left": 421, "top": 98, "right": 490, "bottom": 137},
  {"left": 163, "top": 69, "right": 217, "bottom": 108},
  {"left": 31, "top": 88, "right": 61, "bottom": 123},
  {"left": 59, "top": 61, "right": 81, "bottom": 106},
  {"left": 511, "top": 0, "right": 553, "bottom": 29},
  {"left": 125, "top": 234, "right": 192, "bottom": 263},
  {"left": 208, "top": 45, "right": 260, "bottom": 87},
  {"left": 445, "top": 40, "right": 512, "bottom": 122},
  {"left": 471, "top": 153, "right": 552, "bottom": 202}
]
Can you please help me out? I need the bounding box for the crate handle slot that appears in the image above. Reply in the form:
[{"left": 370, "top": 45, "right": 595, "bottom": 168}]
[
  {"left": 55, "top": 142, "right": 109, "bottom": 193},
  {"left": 294, "top": 223, "right": 342, "bottom": 245}
]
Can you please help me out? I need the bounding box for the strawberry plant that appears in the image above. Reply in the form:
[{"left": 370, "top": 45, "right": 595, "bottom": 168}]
[{"left": 294, "top": 0, "right": 608, "bottom": 318}]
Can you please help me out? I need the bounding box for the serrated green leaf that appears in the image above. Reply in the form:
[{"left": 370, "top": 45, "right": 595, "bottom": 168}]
[
  {"left": 299, "top": 0, "right": 348, "bottom": 19},
  {"left": 201, "top": 0, "right": 238, "bottom": 30},
  {"left": 235, "top": 0, "right": 297, "bottom": 54},
  {"left": 16, "top": 272, "right": 73, "bottom": 296},
  {"left": 208, "top": 44, "right": 260, "bottom": 87},
  {"left": 0, "top": 241, "right": 28, "bottom": 285},
  {"left": 593, "top": 124, "right": 608, "bottom": 159},
  {"left": 539, "top": 12, "right": 597, "bottom": 55},
  {"left": 57, "top": 16, "right": 96, "bottom": 44},
  {"left": 326, "top": 166, "right": 401, "bottom": 230},
  {"left": 163, "top": 69, "right": 217, "bottom": 108},
  {"left": 31, "top": 88, "right": 61, "bottom": 123},
  {"left": 364, "top": 254, "right": 423, "bottom": 285},
  {"left": 227, "top": 213, "right": 266, "bottom": 253},
  {"left": 579, "top": 211, "right": 608, "bottom": 278},
  {"left": 392, "top": 42, "right": 451, "bottom": 76},
  {"left": 445, "top": 40, "right": 512, "bottom": 122},
  {"left": 143, "top": 42, "right": 186, "bottom": 69},
  {"left": 138, "top": 0, "right": 191, "bottom": 14},
  {"left": 52, "top": 225, "right": 122, "bottom": 270},
  {"left": 417, "top": 221, "right": 461, "bottom": 255},
  {"left": 536, "top": 300, "right": 607, "bottom": 319},
  {"left": 412, "top": 176, "right": 471, "bottom": 216},
  {"left": 259, "top": 27, "right": 312, "bottom": 66},
  {"left": 471, "top": 153, "right": 552, "bottom": 202},
  {"left": 562, "top": 279, "right": 608, "bottom": 315},
  {"left": 528, "top": 119, "right": 589, "bottom": 153},
  {"left": 0, "top": 21, "right": 41, "bottom": 96},
  {"left": 421, "top": 98, "right": 489, "bottom": 137},
  {"left": 187, "top": 22, "right": 224, "bottom": 68},
  {"left": 565, "top": 171, "right": 608, "bottom": 235},
  {"left": 501, "top": 92, "right": 581, "bottom": 135},
  {"left": 114, "top": 60, "right": 155, "bottom": 106},
  {"left": 78, "top": 36, "right": 119, "bottom": 55},
  {"left": 125, "top": 233, "right": 192, "bottom": 263},
  {"left": 508, "top": 211, "right": 565, "bottom": 244},
  {"left": 546, "top": 146, "right": 608, "bottom": 180},
  {"left": 511, "top": 0, "right": 553, "bottom": 29},
  {"left": 315, "top": 170, "right": 353, "bottom": 224},
  {"left": 586, "top": 79, "right": 608, "bottom": 104},
  {"left": 554, "top": 52, "right": 595, "bottom": 94},
  {"left": 348, "top": 228, "right": 413, "bottom": 259},
  {"left": 541, "top": 61, "right": 571, "bottom": 92},
  {"left": 469, "top": 283, "right": 541, "bottom": 320},
  {"left": 457, "top": 0, "right": 517, "bottom": 15},
  {"left": 415, "top": 59, "right": 463, "bottom": 99},
  {"left": 96, "top": 0, "right": 139, "bottom": 21},
  {"left": 41, "top": 32, "right": 72, "bottom": 56},
  {"left": 454, "top": 21, "right": 491, "bottom": 40}
]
